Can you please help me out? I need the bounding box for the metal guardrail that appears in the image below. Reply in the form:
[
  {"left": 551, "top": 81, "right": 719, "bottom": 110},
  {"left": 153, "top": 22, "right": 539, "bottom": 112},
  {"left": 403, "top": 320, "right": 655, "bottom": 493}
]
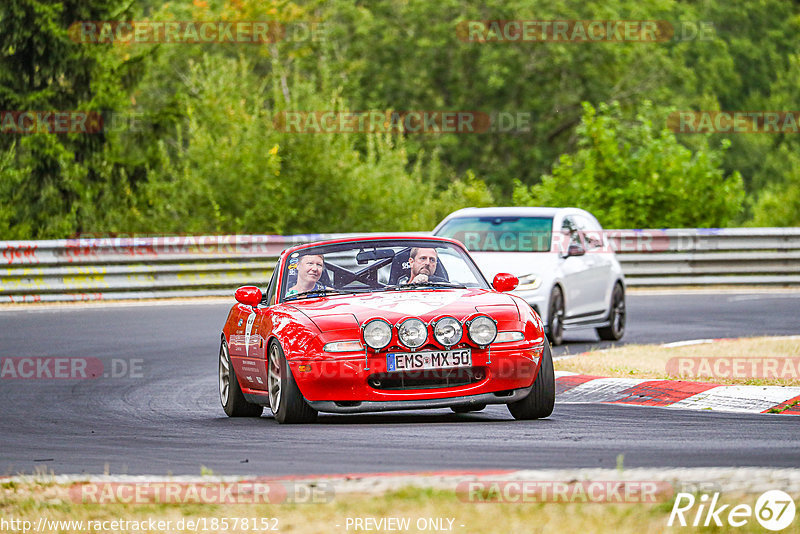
[
  {"left": 0, "top": 233, "right": 400, "bottom": 303},
  {"left": 608, "top": 228, "right": 800, "bottom": 286},
  {"left": 1, "top": 228, "right": 799, "bottom": 302}
]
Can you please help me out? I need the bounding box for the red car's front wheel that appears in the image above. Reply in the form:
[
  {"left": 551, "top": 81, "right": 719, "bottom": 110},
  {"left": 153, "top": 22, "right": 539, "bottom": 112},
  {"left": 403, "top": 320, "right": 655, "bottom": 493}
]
[
  {"left": 267, "top": 341, "right": 318, "bottom": 424},
  {"left": 507, "top": 341, "right": 555, "bottom": 420}
]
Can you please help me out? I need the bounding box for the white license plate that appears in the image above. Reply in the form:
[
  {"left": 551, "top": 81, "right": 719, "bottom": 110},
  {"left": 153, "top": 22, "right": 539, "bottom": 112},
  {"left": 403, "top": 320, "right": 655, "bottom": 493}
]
[{"left": 387, "top": 348, "right": 472, "bottom": 372}]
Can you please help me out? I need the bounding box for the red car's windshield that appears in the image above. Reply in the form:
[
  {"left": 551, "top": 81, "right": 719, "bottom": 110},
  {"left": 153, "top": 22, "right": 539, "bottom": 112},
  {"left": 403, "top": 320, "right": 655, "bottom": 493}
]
[{"left": 280, "top": 240, "right": 489, "bottom": 301}]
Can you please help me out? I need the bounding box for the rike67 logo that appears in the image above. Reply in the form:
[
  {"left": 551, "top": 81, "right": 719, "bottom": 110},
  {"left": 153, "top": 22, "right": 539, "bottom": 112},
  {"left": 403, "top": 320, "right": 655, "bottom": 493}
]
[{"left": 668, "top": 490, "right": 796, "bottom": 531}]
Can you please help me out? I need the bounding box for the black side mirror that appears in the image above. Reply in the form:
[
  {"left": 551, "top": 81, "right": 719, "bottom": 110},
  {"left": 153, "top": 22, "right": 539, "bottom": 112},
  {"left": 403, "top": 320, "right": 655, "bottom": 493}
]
[{"left": 567, "top": 243, "right": 585, "bottom": 257}]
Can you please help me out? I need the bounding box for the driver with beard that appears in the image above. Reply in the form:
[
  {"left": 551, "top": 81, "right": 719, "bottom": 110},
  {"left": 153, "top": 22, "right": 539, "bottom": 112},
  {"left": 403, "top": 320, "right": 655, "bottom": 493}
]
[{"left": 399, "top": 247, "right": 439, "bottom": 284}]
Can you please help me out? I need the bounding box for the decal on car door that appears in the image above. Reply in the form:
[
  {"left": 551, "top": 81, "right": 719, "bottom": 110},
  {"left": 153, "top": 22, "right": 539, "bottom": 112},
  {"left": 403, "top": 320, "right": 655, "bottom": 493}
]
[{"left": 244, "top": 312, "right": 256, "bottom": 356}]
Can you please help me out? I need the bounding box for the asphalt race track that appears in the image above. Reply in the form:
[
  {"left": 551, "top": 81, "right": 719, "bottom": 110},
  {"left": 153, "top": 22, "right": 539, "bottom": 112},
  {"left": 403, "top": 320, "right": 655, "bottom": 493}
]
[{"left": 1, "top": 291, "right": 798, "bottom": 476}]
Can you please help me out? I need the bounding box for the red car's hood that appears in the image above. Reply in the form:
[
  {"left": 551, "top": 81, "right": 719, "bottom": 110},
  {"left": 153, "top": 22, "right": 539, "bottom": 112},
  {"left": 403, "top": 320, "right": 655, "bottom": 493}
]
[{"left": 288, "top": 288, "right": 519, "bottom": 330}]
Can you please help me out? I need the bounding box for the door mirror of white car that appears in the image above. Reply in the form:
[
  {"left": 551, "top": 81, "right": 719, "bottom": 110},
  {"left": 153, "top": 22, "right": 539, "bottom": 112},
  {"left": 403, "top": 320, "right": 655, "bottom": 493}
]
[
  {"left": 567, "top": 243, "right": 585, "bottom": 257},
  {"left": 492, "top": 273, "right": 519, "bottom": 292}
]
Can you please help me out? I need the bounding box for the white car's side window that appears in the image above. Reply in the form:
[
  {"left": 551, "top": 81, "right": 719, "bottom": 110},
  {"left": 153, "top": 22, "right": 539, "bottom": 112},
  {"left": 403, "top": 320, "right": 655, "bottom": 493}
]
[
  {"left": 574, "top": 215, "right": 603, "bottom": 251},
  {"left": 561, "top": 217, "right": 582, "bottom": 249}
]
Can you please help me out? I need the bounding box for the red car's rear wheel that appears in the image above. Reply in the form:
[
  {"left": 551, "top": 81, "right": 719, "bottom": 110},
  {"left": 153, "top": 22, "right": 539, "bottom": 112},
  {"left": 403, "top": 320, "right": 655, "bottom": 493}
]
[{"left": 219, "top": 340, "right": 263, "bottom": 417}]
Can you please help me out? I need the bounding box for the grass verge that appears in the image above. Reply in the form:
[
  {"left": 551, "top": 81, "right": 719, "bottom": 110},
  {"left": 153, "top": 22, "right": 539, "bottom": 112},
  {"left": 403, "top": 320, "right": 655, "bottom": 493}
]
[
  {"left": 2, "top": 481, "right": 796, "bottom": 533},
  {"left": 554, "top": 336, "right": 800, "bottom": 386}
]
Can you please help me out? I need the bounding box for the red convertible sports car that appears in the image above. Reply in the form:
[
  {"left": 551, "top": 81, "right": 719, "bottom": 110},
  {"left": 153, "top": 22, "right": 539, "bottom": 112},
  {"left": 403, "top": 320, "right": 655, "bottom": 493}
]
[{"left": 219, "top": 236, "right": 554, "bottom": 423}]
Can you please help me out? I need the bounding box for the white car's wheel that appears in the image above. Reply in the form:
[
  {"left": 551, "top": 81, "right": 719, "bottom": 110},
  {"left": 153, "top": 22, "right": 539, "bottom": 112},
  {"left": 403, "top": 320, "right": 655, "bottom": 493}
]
[
  {"left": 597, "top": 283, "right": 625, "bottom": 341},
  {"left": 547, "top": 287, "right": 565, "bottom": 346}
]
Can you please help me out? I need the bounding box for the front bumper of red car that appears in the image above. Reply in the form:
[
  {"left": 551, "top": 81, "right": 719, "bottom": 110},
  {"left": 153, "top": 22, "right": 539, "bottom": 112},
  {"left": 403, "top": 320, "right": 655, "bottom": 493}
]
[{"left": 289, "top": 344, "right": 543, "bottom": 413}]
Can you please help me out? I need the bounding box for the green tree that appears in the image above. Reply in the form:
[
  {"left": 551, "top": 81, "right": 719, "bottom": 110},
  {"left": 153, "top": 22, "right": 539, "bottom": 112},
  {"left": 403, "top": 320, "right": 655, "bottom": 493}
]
[
  {"left": 693, "top": 1, "right": 800, "bottom": 211},
  {"left": 512, "top": 102, "right": 744, "bottom": 228},
  {"left": 104, "top": 0, "right": 494, "bottom": 235},
  {"left": 3, "top": 0, "right": 797, "bottom": 238},
  {"left": 321, "top": 0, "right": 716, "bottom": 195},
  {"left": 0, "top": 0, "right": 145, "bottom": 238},
  {"left": 750, "top": 150, "right": 800, "bottom": 226}
]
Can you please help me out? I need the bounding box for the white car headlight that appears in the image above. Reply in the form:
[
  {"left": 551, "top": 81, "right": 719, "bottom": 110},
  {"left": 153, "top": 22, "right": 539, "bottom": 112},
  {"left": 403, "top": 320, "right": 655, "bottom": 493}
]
[
  {"left": 363, "top": 319, "right": 392, "bottom": 350},
  {"left": 433, "top": 317, "right": 463, "bottom": 347},
  {"left": 467, "top": 315, "right": 497, "bottom": 346},
  {"left": 516, "top": 273, "right": 542, "bottom": 291},
  {"left": 397, "top": 318, "right": 428, "bottom": 349}
]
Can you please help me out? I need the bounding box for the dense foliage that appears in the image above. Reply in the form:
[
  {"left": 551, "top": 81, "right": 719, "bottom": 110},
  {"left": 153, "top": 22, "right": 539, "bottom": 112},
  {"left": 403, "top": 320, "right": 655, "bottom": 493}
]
[
  {"left": 1, "top": 0, "right": 798, "bottom": 238},
  {"left": 512, "top": 102, "right": 744, "bottom": 228}
]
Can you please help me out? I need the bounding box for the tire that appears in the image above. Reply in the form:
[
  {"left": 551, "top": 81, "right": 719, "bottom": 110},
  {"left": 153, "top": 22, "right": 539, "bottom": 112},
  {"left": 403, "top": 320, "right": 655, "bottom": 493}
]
[
  {"left": 547, "top": 286, "right": 565, "bottom": 346},
  {"left": 451, "top": 404, "right": 486, "bottom": 414},
  {"left": 219, "top": 339, "right": 263, "bottom": 417},
  {"left": 507, "top": 341, "right": 555, "bottom": 420},
  {"left": 267, "top": 341, "right": 318, "bottom": 424},
  {"left": 597, "top": 283, "right": 625, "bottom": 341}
]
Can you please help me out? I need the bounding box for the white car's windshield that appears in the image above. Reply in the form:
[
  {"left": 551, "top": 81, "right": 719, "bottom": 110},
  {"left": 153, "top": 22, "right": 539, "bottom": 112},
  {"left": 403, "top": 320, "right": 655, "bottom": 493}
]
[
  {"left": 281, "top": 240, "right": 489, "bottom": 301},
  {"left": 436, "top": 216, "right": 554, "bottom": 252}
]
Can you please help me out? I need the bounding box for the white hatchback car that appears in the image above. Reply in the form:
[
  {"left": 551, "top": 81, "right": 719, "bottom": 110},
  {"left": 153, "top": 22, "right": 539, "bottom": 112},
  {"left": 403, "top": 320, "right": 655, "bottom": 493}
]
[{"left": 433, "top": 207, "right": 625, "bottom": 345}]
